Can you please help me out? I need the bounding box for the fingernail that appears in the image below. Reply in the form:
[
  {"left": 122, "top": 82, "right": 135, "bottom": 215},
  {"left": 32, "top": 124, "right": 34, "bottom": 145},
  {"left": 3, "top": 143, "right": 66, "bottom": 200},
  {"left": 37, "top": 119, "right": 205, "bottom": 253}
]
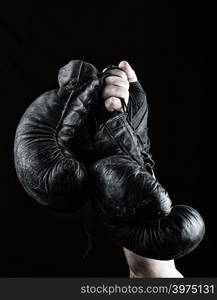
[{"left": 119, "top": 61, "right": 128, "bottom": 68}]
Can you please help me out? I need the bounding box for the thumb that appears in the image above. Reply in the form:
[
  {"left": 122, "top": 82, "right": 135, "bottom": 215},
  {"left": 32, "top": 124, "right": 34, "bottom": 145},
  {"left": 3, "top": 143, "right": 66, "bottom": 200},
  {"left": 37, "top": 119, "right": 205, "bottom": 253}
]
[{"left": 118, "top": 61, "right": 137, "bottom": 83}]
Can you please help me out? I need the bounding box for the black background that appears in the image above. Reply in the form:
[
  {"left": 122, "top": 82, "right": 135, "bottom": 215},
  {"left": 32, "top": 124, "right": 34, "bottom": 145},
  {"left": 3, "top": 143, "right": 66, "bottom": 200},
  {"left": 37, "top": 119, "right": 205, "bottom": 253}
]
[{"left": 1, "top": 1, "right": 216, "bottom": 277}]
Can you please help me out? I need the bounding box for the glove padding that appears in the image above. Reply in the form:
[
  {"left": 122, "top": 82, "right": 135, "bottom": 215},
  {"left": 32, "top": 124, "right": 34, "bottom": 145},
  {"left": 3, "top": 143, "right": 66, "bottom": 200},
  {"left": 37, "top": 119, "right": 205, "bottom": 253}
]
[
  {"left": 90, "top": 155, "right": 205, "bottom": 260},
  {"left": 14, "top": 60, "right": 101, "bottom": 211},
  {"left": 90, "top": 79, "right": 205, "bottom": 260}
]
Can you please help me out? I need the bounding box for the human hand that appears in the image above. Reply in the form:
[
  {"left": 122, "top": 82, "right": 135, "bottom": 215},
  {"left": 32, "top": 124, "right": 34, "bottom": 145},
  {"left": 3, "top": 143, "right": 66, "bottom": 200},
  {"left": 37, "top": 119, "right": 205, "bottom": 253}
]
[{"left": 102, "top": 61, "right": 137, "bottom": 112}]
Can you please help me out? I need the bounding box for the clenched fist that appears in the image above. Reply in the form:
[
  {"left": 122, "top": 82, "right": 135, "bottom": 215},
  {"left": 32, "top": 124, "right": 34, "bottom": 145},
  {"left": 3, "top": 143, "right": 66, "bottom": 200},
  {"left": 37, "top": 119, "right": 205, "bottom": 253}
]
[{"left": 102, "top": 61, "right": 137, "bottom": 112}]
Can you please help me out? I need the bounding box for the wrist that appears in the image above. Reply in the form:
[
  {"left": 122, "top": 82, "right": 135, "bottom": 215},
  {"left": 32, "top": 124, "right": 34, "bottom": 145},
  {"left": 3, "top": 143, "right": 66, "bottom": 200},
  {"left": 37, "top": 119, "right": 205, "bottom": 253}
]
[{"left": 123, "top": 247, "right": 183, "bottom": 278}]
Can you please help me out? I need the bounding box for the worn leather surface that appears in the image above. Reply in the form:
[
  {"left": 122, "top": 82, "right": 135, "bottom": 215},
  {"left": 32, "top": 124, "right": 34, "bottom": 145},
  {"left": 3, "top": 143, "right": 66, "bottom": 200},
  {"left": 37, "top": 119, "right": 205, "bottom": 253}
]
[
  {"left": 90, "top": 74, "right": 205, "bottom": 260},
  {"left": 14, "top": 60, "right": 205, "bottom": 259},
  {"left": 14, "top": 60, "right": 101, "bottom": 211}
]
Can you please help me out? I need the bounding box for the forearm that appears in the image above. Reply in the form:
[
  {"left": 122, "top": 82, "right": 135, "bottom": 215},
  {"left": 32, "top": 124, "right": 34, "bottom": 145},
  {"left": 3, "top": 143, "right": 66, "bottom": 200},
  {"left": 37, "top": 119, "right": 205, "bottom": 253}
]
[{"left": 123, "top": 247, "right": 184, "bottom": 278}]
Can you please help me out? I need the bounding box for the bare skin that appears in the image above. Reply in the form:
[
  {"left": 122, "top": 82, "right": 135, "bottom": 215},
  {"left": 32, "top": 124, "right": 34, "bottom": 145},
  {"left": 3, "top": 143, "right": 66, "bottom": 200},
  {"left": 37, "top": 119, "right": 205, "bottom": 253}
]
[
  {"left": 123, "top": 248, "right": 183, "bottom": 278},
  {"left": 102, "top": 60, "right": 184, "bottom": 278}
]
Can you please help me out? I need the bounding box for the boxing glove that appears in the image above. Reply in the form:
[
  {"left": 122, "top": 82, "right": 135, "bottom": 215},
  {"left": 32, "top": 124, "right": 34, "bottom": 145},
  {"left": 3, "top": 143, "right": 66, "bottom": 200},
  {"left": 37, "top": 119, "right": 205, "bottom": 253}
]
[
  {"left": 90, "top": 74, "right": 205, "bottom": 260},
  {"left": 14, "top": 60, "right": 102, "bottom": 211},
  {"left": 94, "top": 66, "right": 154, "bottom": 169}
]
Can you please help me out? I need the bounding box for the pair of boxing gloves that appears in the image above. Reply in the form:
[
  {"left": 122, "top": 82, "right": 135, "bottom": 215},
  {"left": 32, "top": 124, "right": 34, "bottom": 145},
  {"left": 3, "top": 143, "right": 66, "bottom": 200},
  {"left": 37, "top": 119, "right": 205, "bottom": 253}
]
[{"left": 14, "top": 60, "right": 205, "bottom": 260}]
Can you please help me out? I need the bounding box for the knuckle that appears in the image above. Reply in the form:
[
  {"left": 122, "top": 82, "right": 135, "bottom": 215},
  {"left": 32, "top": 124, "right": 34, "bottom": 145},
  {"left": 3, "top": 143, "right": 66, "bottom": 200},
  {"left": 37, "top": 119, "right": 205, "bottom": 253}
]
[
  {"left": 120, "top": 70, "right": 128, "bottom": 80},
  {"left": 105, "top": 76, "right": 129, "bottom": 89},
  {"left": 105, "top": 97, "right": 113, "bottom": 105},
  {"left": 105, "top": 97, "right": 119, "bottom": 111},
  {"left": 105, "top": 76, "right": 114, "bottom": 84},
  {"left": 118, "top": 77, "right": 129, "bottom": 88},
  {"left": 112, "top": 98, "right": 121, "bottom": 108}
]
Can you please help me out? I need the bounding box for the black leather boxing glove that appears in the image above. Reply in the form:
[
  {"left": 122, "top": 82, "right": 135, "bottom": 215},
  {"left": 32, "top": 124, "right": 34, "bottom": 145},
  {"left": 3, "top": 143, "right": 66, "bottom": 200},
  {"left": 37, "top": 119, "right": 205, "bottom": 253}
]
[
  {"left": 94, "top": 65, "right": 154, "bottom": 170},
  {"left": 90, "top": 75, "right": 205, "bottom": 260},
  {"left": 14, "top": 60, "right": 102, "bottom": 212}
]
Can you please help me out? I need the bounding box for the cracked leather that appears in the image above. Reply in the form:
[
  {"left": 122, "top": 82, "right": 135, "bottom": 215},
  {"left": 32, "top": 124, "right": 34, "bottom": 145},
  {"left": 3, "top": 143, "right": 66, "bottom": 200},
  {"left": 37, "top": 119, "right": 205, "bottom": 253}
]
[
  {"left": 90, "top": 66, "right": 205, "bottom": 260},
  {"left": 14, "top": 60, "right": 102, "bottom": 211},
  {"left": 14, "top": 60, "right": 205, "bottom": 260}
]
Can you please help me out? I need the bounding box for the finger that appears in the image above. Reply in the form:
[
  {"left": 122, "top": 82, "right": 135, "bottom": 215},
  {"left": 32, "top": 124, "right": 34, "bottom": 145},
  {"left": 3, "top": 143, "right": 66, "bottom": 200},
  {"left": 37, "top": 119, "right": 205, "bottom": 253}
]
[
  {"left": 104, "top": 69, "right": 128, "bottom": 80},
  {"left": 105, "top": 76, "right": 129, "bottom": 89},
  {"left": 102, "top": 85, "right": 129, "bottom": 103},
  {"left": 118, "top": 61, "right": 137, "bottom": 83},
  {"left": 104, "top": 97, "right": 124, "bottom": 112}
]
